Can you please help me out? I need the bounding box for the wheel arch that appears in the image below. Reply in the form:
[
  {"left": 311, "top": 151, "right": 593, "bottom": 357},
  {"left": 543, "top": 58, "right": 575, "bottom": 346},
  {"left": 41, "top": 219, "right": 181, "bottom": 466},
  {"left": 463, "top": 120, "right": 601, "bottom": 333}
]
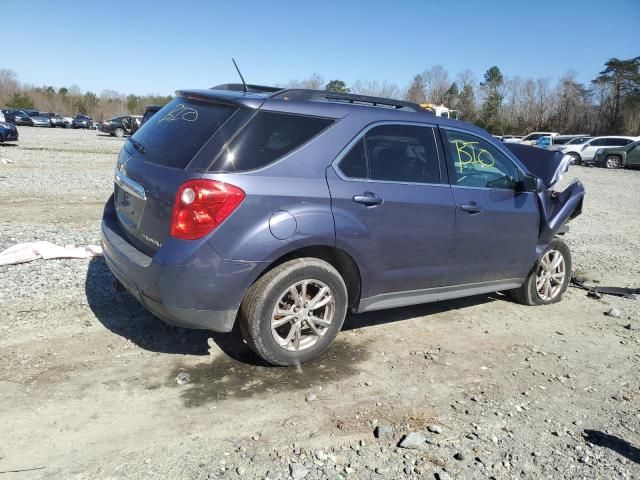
[{"left": 252, "top": 245, "right": 362, "bottom": 309}]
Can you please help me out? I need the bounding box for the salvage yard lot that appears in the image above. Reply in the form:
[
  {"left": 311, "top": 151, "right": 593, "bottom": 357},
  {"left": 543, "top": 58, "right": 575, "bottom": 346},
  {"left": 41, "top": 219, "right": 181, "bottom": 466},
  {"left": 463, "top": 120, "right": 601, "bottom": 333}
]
[{"left": 1, "top": 127, "right": 639, "bottom": 479}]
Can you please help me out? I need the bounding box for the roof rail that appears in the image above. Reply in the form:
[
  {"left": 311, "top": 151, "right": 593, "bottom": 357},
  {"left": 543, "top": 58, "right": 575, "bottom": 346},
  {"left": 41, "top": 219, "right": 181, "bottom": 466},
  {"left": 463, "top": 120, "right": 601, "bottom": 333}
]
[
  {"left": 271, "top": 89, "right": 426, "bottom": 112},
  {"left": 212, "top": 83, "right": 283, "bottom": 94}
]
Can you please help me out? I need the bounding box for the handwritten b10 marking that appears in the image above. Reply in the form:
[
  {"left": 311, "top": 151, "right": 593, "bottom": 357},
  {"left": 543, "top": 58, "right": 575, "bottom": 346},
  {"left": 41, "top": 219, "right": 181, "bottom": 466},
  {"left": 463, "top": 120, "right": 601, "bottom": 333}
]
[
  {"left": 451, "top": 140, "right": 495, "bottom": 173},
  {"left": 160, "top": 104, "right": 198, "bottom": 123}
]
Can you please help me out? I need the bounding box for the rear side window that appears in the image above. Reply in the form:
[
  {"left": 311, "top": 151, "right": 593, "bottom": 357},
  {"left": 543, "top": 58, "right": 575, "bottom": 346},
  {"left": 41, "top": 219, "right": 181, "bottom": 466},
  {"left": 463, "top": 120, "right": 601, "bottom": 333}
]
[
  {"left": 337, "top": 124, "right": 441, "bottom": 184},
  {"left": 210, "top": 111, "right": 334, "bottom": 172},
  {"left": 132, "top": 98, "right": 236, "bottom": 169},
  {"left": 365, "top": 125, "right": 440, "bottom": 183}
]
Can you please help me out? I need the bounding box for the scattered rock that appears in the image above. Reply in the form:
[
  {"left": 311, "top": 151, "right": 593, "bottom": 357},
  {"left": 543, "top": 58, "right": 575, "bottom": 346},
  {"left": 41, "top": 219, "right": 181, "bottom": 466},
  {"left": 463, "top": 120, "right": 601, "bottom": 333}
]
[
  {"left": 175, "top": 372, "right": 191, "bottom": 386},
  {"left": 398, "top": 432, "right": 425, "bottom": 449},
  {"left": 236, "top": 466, "right": 246, "bottom": 475},
  {"left": 605, "top": 308, "right": 621, "bottom": 318},
  {"left": 427, "top": 424, "right": 443, "bottom": 434},
  {"left": 453, "top": 452, "right": 465, "bottom": 461},
  {"left": 374, "top": 424, "right": 393, "bottom": 439},
  {"left": 289, "top": 463, "right": 309, "bottom": 480},
  {"left": 305, "top": 393, "right": 317, "bottom": 403}
]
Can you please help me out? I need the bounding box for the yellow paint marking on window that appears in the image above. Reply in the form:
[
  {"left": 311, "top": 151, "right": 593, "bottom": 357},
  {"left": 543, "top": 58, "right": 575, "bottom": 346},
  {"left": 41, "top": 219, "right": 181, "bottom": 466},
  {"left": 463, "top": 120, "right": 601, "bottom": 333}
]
[{"left": 451, "top": 140, "right": 495, "bottom": 173}]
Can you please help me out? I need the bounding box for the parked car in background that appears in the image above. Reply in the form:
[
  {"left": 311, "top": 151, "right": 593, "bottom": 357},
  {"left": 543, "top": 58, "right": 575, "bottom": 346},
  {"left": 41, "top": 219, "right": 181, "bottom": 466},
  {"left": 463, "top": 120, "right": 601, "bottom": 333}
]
[
  {"left": 0, "top": 110, "right": 4, "bottom": 123},
  {"left": 592, "top": 139, "right": 640, "bottom": 169},
  {"left": 2, "top": 109, "right": 32, "bottom": 126},
  {"left": 101, "top": 85, "right": 585, "bottom": 366},
  {"left": 0, "top": 121, "right": 18, "bottom": 143},
  {"left": 501, "top": 135, "right": 524, "bottom": 143},
  {"left": 562, "top": 136, "right": 639, "bottom": 165},
  {"left": 44, "top": 112, "right": 65, "bottom": 127},
  {"left": 517, "top": 132, "right": 559, "bottom": 145},
  {"left": 534, "top": 136, "right": 552, "bottom": 148},
  {"left": 62, "top": 116, "right": 74, "bottom": 128},
  {"left": 547, "top": 135, "right": 592, "bottom": 152},
  {"left": 140, "top": 105, "right": 161, "bottom": 126},
  {"left": 99, "top": 115, "right": 142, "bottom": 137},
  {"left": 72, "top": 115, "right": 93, "bottom": 129},
  {"left": 25, "top": 110, "right": 51, "bottom": 127}
]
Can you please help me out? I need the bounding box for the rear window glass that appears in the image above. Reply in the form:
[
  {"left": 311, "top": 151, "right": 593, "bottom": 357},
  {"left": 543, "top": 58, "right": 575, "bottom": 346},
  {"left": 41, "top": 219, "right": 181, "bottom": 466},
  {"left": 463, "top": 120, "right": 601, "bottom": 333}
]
[
  {"left": 209, "top": 111, "right": 334, "bottom": 172},
  {"left": 131, "top": 98, "right": 236, "bottom": 169}
]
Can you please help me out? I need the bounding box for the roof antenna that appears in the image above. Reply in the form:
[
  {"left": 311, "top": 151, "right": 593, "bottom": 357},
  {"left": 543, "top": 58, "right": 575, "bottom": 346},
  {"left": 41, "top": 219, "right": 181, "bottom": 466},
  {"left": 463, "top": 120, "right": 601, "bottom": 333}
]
[{"left": 232, "top": 58, "right": 248, "bottom": 93}]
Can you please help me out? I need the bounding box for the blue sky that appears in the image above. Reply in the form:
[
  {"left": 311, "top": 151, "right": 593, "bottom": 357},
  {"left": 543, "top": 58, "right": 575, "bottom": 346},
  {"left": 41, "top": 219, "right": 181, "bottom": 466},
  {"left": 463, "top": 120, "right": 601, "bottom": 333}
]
[{"left": 5, "top": 0, "right": 639, "bottom": 96}]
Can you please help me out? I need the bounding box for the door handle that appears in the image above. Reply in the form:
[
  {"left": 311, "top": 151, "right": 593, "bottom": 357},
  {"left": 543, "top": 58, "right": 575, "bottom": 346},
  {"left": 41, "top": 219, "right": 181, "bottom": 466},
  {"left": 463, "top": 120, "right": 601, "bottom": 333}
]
[
  {"left": 461, "top": 203, "right": 483, "bottom": 214},
  {"left": 353, "top": 192, "right": 384, "bottom": 207}
]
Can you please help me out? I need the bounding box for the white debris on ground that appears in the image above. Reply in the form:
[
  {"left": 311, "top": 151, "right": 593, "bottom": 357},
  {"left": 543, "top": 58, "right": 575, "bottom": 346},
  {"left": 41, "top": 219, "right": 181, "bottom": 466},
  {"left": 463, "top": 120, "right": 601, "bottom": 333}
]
[{"left": 0, "top": 241, "right": 102, "bottom": 266}]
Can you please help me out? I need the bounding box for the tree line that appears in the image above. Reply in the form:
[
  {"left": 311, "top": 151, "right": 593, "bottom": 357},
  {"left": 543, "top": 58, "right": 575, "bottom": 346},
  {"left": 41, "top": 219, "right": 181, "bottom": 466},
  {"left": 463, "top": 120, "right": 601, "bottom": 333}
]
[
  {"left": 0, "top": 70, "right": 172, "bottom": 121},
  {"left": 300, "top": 56, "right": 640, "bottom": 136},
  {"left": 1, "top": 56, "right": 638, "bottom": 135}
]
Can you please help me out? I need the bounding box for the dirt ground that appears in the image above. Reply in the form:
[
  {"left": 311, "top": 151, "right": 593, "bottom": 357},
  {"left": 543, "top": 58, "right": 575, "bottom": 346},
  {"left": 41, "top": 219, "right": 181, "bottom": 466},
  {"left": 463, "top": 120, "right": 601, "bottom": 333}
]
[{"left": 0, "top": 127, "right": 639, "bottom": 479}]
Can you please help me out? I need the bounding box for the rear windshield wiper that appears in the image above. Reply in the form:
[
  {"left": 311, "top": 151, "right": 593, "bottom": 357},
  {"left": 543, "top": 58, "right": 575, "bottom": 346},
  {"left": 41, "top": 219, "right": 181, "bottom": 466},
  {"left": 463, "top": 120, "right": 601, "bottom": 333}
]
[{"left": 128, "top": 138, "right": 146, "bottom": 154}]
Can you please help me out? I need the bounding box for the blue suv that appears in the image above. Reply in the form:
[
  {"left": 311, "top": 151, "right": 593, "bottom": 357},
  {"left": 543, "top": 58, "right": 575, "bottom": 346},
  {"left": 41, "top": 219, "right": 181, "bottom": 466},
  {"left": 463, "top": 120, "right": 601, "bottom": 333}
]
[{"left": 101, "top": 84, "right": 585, "bottom": 366}]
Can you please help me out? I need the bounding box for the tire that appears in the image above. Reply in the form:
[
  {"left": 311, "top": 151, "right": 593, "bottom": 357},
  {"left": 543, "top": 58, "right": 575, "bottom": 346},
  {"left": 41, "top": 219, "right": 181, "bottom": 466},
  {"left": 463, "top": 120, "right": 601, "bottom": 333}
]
[
  {"left": 567, "top": 152, "right": 581, "bottom": 165},
  {"left": 509, "top": 238, "right": 572, "bottom": 306},
  {"left": 114, "top": 127, "right": 125, "bottom": 138},
  {"left": 604, "top": 155, "right": 622, "bottom": 169},
  {"left": 239, "top": 258, "right": 348, "bottom": 366}
]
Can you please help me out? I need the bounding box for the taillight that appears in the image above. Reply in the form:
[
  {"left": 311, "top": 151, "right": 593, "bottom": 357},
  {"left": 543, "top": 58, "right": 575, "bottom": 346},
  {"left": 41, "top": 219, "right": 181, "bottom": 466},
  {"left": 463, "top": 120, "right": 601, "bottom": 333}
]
[{"left": 170, "top": 180, "right": 245, "bottom": 240}]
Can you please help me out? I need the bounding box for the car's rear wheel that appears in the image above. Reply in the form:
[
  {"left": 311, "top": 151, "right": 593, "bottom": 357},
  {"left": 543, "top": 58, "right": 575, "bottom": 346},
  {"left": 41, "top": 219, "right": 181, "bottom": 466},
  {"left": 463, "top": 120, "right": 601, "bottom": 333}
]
[
  {"left": 604, "top": 155, "right": 621, "bottom": 169},
  {"left": 509, "top": 238, "right": 571, "bottom": 306},
  {"left": 239, "top": 258, "right": 348, "bottom": 366},
  {"left": 567, "top": 152, "right": 581, "bottom": 165},
  {"left": 114, "top": 128, "right": 125, "bottom": 138}
]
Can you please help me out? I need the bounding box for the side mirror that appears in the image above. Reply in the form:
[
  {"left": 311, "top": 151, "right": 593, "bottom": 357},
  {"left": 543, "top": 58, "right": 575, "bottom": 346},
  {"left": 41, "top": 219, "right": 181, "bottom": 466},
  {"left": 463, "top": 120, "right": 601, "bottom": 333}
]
[{"left": 520, "top": 174, "right": 543, "bottom": 193}]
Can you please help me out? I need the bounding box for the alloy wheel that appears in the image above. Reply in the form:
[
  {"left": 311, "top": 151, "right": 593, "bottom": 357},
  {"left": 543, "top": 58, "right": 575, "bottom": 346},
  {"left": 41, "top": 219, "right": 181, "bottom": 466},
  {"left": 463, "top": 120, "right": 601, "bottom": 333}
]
[
  {"left": 605, "top": 156, "right": 620, "bottom": 169},
  {"left": 535, "top": 250, "right": 566, "bottom": 301},
  {"left": 271, "top": 279, "right": 335, "bottom": 351}
]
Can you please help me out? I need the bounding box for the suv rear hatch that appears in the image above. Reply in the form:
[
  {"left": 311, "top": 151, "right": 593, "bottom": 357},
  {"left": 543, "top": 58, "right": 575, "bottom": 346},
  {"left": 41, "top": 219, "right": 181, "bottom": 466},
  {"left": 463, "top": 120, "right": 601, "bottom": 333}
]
[{"left": 112, "top": 95, "right": 241, "bottom": 256}]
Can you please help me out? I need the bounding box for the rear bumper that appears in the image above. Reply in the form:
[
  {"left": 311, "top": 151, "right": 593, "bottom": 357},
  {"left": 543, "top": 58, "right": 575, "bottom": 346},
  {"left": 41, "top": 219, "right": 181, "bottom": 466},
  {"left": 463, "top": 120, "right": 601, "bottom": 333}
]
[{"left": 100, "top": 200, "right": 262, "bottom": 332}]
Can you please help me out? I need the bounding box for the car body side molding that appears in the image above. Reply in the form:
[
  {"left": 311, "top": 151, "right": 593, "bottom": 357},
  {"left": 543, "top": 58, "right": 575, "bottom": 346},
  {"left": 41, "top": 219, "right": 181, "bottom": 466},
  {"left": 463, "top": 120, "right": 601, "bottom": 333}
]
[{"left": 356, "top": 278, "right": 524, "bottom": 313}]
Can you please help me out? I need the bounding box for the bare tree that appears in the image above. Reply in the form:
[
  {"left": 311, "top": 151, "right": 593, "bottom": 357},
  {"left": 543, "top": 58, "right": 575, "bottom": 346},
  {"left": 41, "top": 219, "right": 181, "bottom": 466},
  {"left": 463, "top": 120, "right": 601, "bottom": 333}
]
[
  {"left": 405, "top": 74, "right": 426, "bottom": 103},
  {"left": 422, "top": 65, "right": 450, "bottom": 104},
  {"left": 0, "top": 69, "right": 19, "bottom": 105},
  {"left": 351, "top": 80, "right": 400, "bottom": 99}
]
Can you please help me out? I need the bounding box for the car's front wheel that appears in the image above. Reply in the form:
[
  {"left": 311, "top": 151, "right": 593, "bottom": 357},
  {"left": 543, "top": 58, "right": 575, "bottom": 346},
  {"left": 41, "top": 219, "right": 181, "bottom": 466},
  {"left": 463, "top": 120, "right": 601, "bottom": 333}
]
[
  {"left": 239, "top": 258, "right": 348, "bottom": 366},
  {"left": 509, "top": 238, "right": 571, "bottom": 306},
  {"left": 604, "top": 155, "right": 622, "bottom": 169},
  {"left": 113, "top": 128, "right": 125, "bottom": 137}
]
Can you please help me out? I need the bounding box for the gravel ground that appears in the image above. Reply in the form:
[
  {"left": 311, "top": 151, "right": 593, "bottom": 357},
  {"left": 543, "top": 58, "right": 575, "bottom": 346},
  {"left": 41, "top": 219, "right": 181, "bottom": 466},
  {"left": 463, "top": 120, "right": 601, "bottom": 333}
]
[{"left": 0, "top": 127, "right": 639, "bottom": 479}]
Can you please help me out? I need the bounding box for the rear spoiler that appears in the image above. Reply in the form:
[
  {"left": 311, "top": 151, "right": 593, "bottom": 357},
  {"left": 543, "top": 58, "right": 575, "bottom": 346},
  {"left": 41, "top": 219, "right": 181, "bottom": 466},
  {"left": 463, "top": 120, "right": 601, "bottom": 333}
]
[
  {"left": 175, "top": 89, "right": 268, "bottom": 109},
  {"left": 212, "top": 83, "right": 283, "bottom": 94}
]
